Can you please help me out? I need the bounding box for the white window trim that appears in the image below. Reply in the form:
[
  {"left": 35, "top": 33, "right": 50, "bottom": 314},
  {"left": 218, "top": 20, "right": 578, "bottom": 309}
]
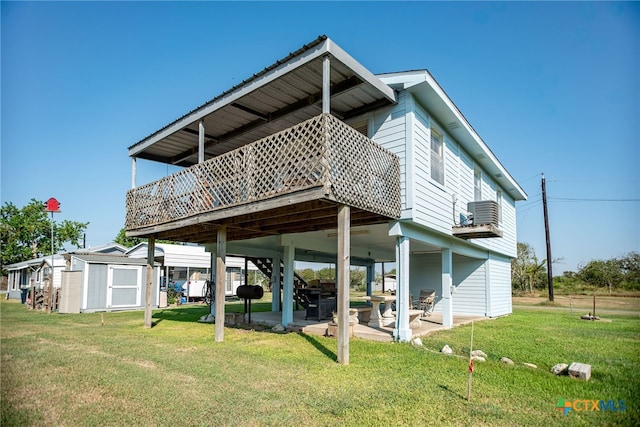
[
  {"left": 474, "top": 167, "right": 482, "bottom": 201},
  {"left": 430, "top": 126, "right": 445, "bottom": 186}
]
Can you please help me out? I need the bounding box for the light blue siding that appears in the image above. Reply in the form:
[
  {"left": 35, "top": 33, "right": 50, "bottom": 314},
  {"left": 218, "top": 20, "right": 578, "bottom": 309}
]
[
  {"left": 487, "top": 255, "right": 513, "bottom": 316},
  {"left": 452, "top": 255, "right": 487, "bottom": 315},
  {"left": 372, "top": 92, "right": 408, "bottom": 211}
]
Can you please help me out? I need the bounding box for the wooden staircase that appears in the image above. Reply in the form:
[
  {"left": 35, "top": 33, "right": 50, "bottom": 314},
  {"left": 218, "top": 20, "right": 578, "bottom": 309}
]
[{"left": 247, "top": 257, "right": 311, "bottom": 310}]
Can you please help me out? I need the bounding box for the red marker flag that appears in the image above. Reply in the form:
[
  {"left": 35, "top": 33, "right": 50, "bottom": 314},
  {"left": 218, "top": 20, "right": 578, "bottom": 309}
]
[{"left": 469, "top": 359, "right": 474, "bottom": 373}]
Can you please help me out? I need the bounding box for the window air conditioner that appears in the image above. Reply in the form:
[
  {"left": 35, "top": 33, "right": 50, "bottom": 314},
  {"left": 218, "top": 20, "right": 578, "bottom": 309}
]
[{"left": 467, "top": 201, "right": 500, "bottom": 227}]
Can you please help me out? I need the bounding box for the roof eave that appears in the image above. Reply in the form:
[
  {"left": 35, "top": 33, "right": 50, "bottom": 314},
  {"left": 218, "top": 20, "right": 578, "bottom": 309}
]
[{"left": 381, "top": 70, "right": 527, "bottom": 201}]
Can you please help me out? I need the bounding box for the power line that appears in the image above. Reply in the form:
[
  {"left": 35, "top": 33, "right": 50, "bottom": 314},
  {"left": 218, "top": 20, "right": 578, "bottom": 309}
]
[{"left": 548, "top": 197, "right": 640, "bottom": 202}]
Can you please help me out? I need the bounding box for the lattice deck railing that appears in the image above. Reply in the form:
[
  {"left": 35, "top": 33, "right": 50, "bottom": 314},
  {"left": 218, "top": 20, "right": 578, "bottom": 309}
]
[{"left": 125, "top": 114, "right": 401, "bottom": 231}]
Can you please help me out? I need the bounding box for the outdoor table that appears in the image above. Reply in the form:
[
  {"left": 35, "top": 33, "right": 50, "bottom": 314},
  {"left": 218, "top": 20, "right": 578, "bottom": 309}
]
[{"left": 359, "top": 295, "right": 396, "bottom": 328}]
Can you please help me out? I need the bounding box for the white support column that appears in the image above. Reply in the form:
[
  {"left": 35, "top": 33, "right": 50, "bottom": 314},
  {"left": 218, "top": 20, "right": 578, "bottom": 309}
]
[
  {"left": 144, "top": 237, "right": 155, "bottom": 329},
  {"left": 131, "top": 157, "right": 137, "bottom": 189},
  {"left": 366, "top": 261, "right": 375, "bottom": 297},
  {"left": 394, "top": 235, "right": 411, "bottom": 342},
  {"left": 441, "top": 247, "right": 453, "bottom": 328},
  {"left": 215, "top": 226, "right": 227, "bottom": 342},
  {"left": 282, "top": 246, "right": 294, "bottom": 327},
  {"left": 337, "top": 205, "right": 350, "bottom": 365},
  {"left": 322, "top": 55, "right": 330, "bottom": 114},
  {"left": 271, "top": 255, "right": 281, "bottom": 312},
  {"left": 198, "top": 119, "right": 205, "bottom": 164}
]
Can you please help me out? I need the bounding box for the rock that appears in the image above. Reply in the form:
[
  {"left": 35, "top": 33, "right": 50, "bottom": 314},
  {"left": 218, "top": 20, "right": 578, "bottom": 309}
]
[
  {"left": 523, "top": 363, "right": 538, "bottom": 369},
  {"left": 441, "top": 344, "right": 453, "bottom": 355},
  {"left": 411, "top": 338, "right": 423, "bottom": 347},
  {"left": 198, "top": 314, "right": 215, "bottom": 323},
  {"left": 272, "top": 324, "right": 285, "bottom": 332},
  {"left": 551, "top": 363, "right": 569, "bottom": 375},
  {"left": 471, "top": 355, "right": 485, "bottom": 362},
  {"left": 471, "top": 349, "right": 487, "bottom": 358},
  {"left": 568, "top": 362, "right": 591, "bottom": 381},
  {"left": 500, "top": 357, "right": 514, "bottom": 365}
]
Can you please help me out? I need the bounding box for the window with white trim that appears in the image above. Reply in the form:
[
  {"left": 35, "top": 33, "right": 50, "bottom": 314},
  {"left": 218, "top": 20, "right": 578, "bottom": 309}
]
[
  {"left": 474, "top": 167, "right": 482, "bottom": 201},
  {"left": 430, "top": 127, "right": 444, "bottom": 185}
]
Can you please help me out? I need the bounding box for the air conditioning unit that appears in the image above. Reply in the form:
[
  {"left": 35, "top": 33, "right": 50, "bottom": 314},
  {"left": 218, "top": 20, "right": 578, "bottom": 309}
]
[{"left": 467, "top": 201, "right": 500, "bottom": 226}]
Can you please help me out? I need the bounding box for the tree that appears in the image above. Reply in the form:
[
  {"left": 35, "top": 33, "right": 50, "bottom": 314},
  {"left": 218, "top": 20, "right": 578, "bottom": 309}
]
[
  {"left": 113, "top": 227, "right": 179, "bottom": 248},
  {"left": 577, "top": 259, "right": 624, "bottom": 293},
  {"left": 114, "top": 227, "right": 144, "bottom": 248},
  {"left": 512, "top": 243, "right": 544, "bottom": 293},
  {"left": 1, "top": 199, "right": 88, "bottom": 272},
  {"left": 618, "top": 252, "right": 640, "bottom": 289}
]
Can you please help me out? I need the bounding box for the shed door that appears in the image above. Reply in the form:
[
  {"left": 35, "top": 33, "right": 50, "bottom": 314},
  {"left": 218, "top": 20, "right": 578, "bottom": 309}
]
[{"left": 107, "top": 266, "right": 141, "bottom": 307}]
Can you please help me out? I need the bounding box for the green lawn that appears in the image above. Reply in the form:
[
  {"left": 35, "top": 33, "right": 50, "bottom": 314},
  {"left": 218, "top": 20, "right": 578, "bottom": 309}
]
[{"left": 1, "top": 299, "right": 638, "bottom": 426}]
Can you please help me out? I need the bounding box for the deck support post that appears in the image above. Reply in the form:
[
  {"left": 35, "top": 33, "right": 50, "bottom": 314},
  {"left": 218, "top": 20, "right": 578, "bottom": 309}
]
[
  {"left": 442, "top": 247, "right": 453, "bottom": 328},
  {"left": 144, "top": 236, "right": 155, "bottom": 329},
  {"left": 209, "top": 245, "right": 216, "bottom": 317},
  {"left": 322, "top": 55, "right": 330, "bottom": 114},
  {"left": 337, "top": 205, "right": 350, "bottom": 365},
  {"left": 271, "top": 255, "right": 281, "bottom": 312},
  {"left": 198, "top": 119, "right": 205, "bottom": 164},
  {"left": 131, "top": 157, "right": 137, "bottom": 189},
  {"left": 282, "top": 246, "right": 294, "bottom": 327},
  {"left": 394, "top": 235, "right": 411, "bottom": 342},
  {"left": 215, "top": 226, "right": 227, "bottom": 342}
]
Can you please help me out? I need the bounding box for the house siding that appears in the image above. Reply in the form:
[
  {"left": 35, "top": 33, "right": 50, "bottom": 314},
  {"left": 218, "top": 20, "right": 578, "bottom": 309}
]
[
  {"left": 452, "top": 255, "right": 487, "bottom": 315},
  {"left": 487, "top": 255, "right": 513, "bottom": 316},
  {"left": 407, "top": 100, "right": 517, "bottom": 259},
  {"left": 371, "top": 92, "right": 408, "bottom": 212}
]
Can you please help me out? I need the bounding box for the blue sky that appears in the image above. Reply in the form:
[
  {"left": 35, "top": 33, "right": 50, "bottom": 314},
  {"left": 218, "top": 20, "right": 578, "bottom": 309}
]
[{"left": 2, "top": 1, "right": 638, "bottom": 273}]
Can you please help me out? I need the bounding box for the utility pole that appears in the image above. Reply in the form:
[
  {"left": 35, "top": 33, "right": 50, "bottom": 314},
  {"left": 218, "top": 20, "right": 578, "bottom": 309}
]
[{"left": 541, "top": 174, "right": 554, "bottom": 302}]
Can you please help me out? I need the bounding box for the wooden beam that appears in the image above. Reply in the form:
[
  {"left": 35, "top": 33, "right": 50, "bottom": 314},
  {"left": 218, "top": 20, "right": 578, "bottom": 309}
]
[
  {"left": 215, "top": 226, "right": 227, "bottom": 342},
  {"left": 166, "top": 76, "right": 363, "bottom": 165},
  {"left": 231, "top": 103, "right": 269, "bottom": 121},
  {"left": 144, "top": 237, "right": 155, "bottom": 329},
  {"left": 337, "top": 205, "right": 350, "bottom": 365}
]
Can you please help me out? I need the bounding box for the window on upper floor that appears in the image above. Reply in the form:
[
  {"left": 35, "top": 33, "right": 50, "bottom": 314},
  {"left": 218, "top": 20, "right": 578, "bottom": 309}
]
[
  {"left": 430, "top": 127, "right": 444, "bottom": 185},
  {"left": 474, "top": 167, "right": 482, "bottom": 201}
]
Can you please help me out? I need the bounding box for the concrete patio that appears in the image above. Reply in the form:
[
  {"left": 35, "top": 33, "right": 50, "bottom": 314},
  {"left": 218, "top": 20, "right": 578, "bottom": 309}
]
[{"left": 247, "top": 309, "right": 489, "bottom": 342}]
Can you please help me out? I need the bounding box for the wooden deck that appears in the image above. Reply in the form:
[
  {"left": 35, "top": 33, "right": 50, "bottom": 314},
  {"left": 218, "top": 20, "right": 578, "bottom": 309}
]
[
  {"left": 125, "top": 114, "right": 400, "bottom": 243},
  {"left": 248, "top": 310, "right": 489, "bottom": 342}
]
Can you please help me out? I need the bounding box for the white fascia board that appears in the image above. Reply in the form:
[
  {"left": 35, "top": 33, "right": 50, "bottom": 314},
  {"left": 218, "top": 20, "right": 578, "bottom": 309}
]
[
  {"left": 377, "top": 70, "right": 429, "bottom": 89},
  {"left": 326, "top": 39, "right": 396, "bottom": 104}
]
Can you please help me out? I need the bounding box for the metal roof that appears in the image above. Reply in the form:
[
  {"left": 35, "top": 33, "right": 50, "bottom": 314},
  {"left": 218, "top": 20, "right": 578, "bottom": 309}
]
[
  {"left": 129, "top": 35, "right": 397, "bottom": 167},
  {"left": 71, "top": 253, "right": 157, "bottom": 266}
]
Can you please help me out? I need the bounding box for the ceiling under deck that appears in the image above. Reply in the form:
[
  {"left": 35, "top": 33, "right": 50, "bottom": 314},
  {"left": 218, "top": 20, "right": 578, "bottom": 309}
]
[
  {"left": 144, "top": 198, "right": 392, "bottom": 244},
  {"left": 129, "top": 36, "right": 396, "bottom": 167}
]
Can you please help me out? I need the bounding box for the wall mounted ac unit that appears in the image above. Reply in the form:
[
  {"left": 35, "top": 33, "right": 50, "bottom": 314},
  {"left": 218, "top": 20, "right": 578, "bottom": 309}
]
[{"left": 467, "top": 201, "right": 500, "bottom": 226}]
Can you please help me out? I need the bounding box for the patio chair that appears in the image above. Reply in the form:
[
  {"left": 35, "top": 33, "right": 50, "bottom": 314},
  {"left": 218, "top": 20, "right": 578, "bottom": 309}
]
[{"left": 414, "top": 289, "right": 436, "bottom": 318}]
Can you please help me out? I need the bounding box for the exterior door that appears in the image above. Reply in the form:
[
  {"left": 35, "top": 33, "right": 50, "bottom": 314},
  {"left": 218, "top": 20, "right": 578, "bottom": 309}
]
[{"left": 107, "top": 266, "right": 141, "bottom": 308}]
